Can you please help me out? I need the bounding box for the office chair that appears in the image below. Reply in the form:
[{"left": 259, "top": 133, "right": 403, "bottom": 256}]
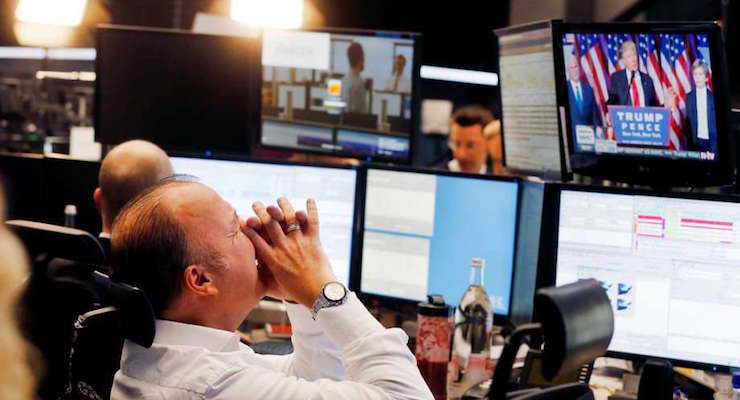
[
  {"left": 7, "top": 219, "right": 105, "bottom": 265},
  {"left": 487, "top": 279, "right": 614, "bottom": 400},
  {"left": 10, "top": 220, "right": 154, "bottom": 400},
  {"left": 20, "top": 257, "right": 155, "bottom": 400}
]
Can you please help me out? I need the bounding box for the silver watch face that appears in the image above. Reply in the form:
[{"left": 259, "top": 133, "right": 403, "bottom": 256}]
[{"left": 323, "top": 282, "right": 346, "bottom": 301}]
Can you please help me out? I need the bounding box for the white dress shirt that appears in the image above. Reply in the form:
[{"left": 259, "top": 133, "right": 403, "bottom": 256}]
[
  {"left": 696, "top": 87, "right": 709, "bottom": 140},
  {"left": 111, "top": 293, "right": 433, "bottom": 400},
  {"left": 447, "top": 159, "right": 487, "bottom": 174},
  {"left": 627, "top": 70, "right": 645, "bottom": 107},
  {"left": 384, "top": 73, "right": 412, "bottom": 93}
]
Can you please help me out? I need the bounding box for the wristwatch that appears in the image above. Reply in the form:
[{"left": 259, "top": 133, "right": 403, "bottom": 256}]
[{"left": 311, "top": 281, "right": 348, "bottom": 320}]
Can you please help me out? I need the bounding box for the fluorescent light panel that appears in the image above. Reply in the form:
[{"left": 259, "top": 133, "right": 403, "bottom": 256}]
[{"left": 420, "top": 65, "right": 499, "bottom": 86}]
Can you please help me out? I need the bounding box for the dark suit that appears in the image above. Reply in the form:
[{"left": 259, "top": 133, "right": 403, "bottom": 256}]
[
  {"left": 567, "top": 81, "right": 601, "bottom": 134},
  {"left": 684, "top": 89, "right": 717, "bottom": 154},
  {"left": 607, "top": 69, "right": 658, "bottom": 107}
]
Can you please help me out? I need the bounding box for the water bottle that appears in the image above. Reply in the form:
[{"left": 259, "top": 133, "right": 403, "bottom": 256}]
[
  {"left": 732, "top": 371, "right": 740, "bottom": 400},
  {"left": 448, "top": 257, "right": 493, "bottom": 399},
  {"left": 415, "top": 295, "right": 452, "bottom": 400},
  {"left": 64, "top": 204, "right": 77, "bottom": 228}
]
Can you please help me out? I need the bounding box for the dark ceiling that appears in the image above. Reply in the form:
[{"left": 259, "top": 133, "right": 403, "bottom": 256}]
[{"left": 0, "top": 0, "right": 510, "bottom": 71}]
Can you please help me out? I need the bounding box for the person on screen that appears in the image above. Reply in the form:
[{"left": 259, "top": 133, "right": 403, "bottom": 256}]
[
  {"left": 341, "top": 42, "right": 368, "bottom": 113},
  {"left": 684, "top": 59, "right": 717, "bottom": 154},
  {"left": 94, "top": 140, "right": 174, "bottom": 261},
  {"left": 566, "top": 56, "right": 601, "bottom": 133},
  {"left": 108, "top": 181, "right": 433, "bottom": 399},
  {"left": 432, "top": 105, "right": 493, "bottom": 174},
  {"left": 606, "top": 41, "right": 658, "bottom": 108},
  {"left": 384, "top": 55, "right": 411, "bottom": 93}
]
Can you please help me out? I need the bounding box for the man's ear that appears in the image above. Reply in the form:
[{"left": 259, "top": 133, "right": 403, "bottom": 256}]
[
  {"left": 182, "top": 265, "right": 219, "bottom": 297},
  {"left": 93, "top": 188, "right": 102, "bottom": 214}
]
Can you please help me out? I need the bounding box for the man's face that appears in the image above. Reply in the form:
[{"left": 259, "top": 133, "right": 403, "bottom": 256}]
[
  {"left": 449, "top": 123, "right": 488, "bottom": 173},
  {"left": 623, "top": 47, "right": 638, "bottom": 71},
  {"left": 177, "top": 185, "right": 263, "bottom": 314},
  {"left": 693, "top": 68, "right": 708, "bottom": 89},
  {"left": 394, "top": 56, "right": 406, "bottom": 74},
  {"left": 567, "top": 58, "right": 580, "bottom": 82}
]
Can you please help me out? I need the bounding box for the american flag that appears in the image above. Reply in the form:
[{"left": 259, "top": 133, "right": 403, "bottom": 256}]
[
  {"left": 572, "top": 32, "right": 712, "bottom": 150},
  {"left": 577, "top": 33, "right": 610, "bottom": 123},
  {"left": 638, "top": 34, "right": 664, "bottom": 104}
]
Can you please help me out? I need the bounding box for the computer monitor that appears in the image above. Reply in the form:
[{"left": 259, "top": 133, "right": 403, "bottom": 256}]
[
  {"left": 169, "top": 155, "right": 358, "bottom": 286},
  {"left": 495, "top": 20, "right": 570, "bottom": 180},
  {"left": 553, "top": 22, "right": 733, "bottom": 186},
  {"left": 356, "top": 166, "right": 519, "bottom": 315},
  {"left": 550, "top": 185, "right": 740, "bottom": 370},
  {"left": 95, "top": 26, "right": 261, "bottom": 154},
  {"left": 259, "top": 28, "right": 421, "bottom": 162}
]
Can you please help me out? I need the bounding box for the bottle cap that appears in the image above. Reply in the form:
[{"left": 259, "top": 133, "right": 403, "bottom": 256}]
[
  {"left": 64, "top": 204, "right": 77, "bottom": 216},
  {"left": 471, "top": 257, "right": 485, "bottom": 269},
  {"left": 732, "top": 370, "right": 740, "bottom": 388},
  {"left": 418, "top": 294, "right": 451, "bottom": 317}
]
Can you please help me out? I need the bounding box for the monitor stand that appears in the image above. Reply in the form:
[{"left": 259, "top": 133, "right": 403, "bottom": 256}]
[{"left": 636, "top": 359, "right": 674, "bottom": 400}]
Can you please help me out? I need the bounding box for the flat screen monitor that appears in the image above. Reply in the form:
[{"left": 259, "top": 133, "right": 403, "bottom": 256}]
[
  {"left": 553, "top": 22, "right": 733, "bottom": 186},
  {"left": 170, "top": 156, "right": 358, "bottom": 286},
  {"left": 259, "top": 28, "right": 421, "bottom": 162},
  {"left": 357, "top": 166, "right": 519, "bottom": 315},
  {"left": 95, "top": 26, "right": 261, "bottom": 154},
  {"left": 495, "top": 20, "right": 569, "bottom": 180},
  {"left": 552, "top": 186, "right": 740, "bottom": 370}
]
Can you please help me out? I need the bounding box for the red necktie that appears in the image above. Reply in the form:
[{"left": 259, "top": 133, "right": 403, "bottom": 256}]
[{"left": 630, "top": 73, "right": 640, "bottom": 107}]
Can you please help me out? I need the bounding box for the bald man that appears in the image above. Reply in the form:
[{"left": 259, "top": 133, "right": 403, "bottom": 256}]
[{"left": 93, "top": 140, "right": 174, "bottom": 260}]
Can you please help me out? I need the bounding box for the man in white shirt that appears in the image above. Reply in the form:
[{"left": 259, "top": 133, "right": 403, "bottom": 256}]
[
  {"left": 109, "top": 179, "right": 433, "bottom": 399},
  {"left": 684, "top": 59, "right": 717, "bottom": 154},
  {"left": 93, "top": 140, "right": 173, "bottom": 262},
  {"left": 384, "top": 55, "right": 412, "bottom": 93}
]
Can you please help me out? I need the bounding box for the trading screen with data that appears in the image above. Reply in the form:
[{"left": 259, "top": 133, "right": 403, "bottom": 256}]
[
  {"left": 555, "top": 189, "right": 740, "bottom": 368},
  {"left": 360, "top": 168, "right": 518, "bottom": 314}
]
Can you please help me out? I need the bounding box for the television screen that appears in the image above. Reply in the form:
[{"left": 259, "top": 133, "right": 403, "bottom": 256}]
[
  {"left": 554, "top": 22, "right": 732, "bottom": 186},
  {"left": 260, "top": 29, "right": 420, "bottom": 162},
  {"left": 96, "top": 26, "right": 261, "bottom": 154}
]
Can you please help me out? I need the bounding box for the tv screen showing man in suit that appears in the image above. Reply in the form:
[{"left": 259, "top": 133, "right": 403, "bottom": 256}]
[{"left": 561, "top": 31, "right": 718, "bottom": 161}]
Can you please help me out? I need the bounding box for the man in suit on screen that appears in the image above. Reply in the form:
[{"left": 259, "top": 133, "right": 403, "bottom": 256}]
[
  {"left": 606, "top": 41, "right": 659, "bottom": 107},
  {"left": 566, "top": 56, "right": 601, "bottom": 134}
]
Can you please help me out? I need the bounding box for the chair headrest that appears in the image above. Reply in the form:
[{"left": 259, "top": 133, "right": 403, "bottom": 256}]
[
  {"left": 46, "top": 258, "right": 156, "bottom": 347},
  {"left": 534, "top": 279, "right": 614, "bottom": 381},
  {"left": 7, "top": 220, "right": 105, "bottom": 264}
]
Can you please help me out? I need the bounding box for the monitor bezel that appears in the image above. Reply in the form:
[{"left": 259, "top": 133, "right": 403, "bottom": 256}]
[
  {"left": 95, "top": 25, "right": 262, "bottom": 155},
  {"left": 539, "top": 182, "right": 740, "bottom": 372},
  {"left": 494, "top": 20, "right": 573, "bottom": 182},
  {"left": 552, "top": 21, "right": 735, "bottom": 187},
  {"left": 256, "top": 27, "right": 423, "bottom": 165},
  {"left": 352, "top": 163, "right": 521, "bottom": 318},
  {"left": 166, "top": 150, "right": 362, "bottom": 289}
]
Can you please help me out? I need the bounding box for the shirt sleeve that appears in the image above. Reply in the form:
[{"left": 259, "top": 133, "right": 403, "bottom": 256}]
[{"left": 208, "top": 293, "right": 433, "bottom": 400}]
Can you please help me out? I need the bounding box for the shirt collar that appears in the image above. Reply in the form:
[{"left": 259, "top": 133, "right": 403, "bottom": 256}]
[
  {"left": 153, "top": 319, "right": 242, "bottom": 352},
  {"left": 448, "top": 159, "right": 487, "bottom": 174}
]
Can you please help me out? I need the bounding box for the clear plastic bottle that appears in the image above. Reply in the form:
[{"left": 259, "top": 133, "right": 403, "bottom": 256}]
[{"left": 448, "top": 257, "right": 493, "bottom": 399}]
